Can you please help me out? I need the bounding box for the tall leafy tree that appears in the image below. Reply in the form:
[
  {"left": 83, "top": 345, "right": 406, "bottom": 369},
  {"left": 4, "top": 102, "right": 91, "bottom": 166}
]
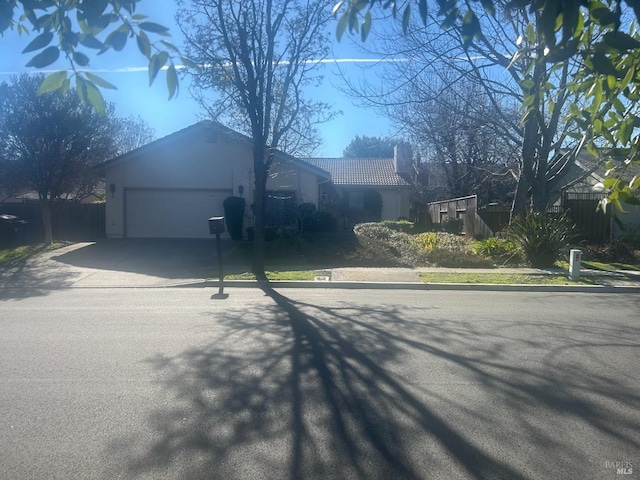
[
  {"left": 342, "top": 135, "right": 397, "bottom": 158},
  {"left": 0, "top": 74, "right": 118, "bottom": 243},
  {"left": 176, "top": 0, "right": 334, "bottom": 278}
]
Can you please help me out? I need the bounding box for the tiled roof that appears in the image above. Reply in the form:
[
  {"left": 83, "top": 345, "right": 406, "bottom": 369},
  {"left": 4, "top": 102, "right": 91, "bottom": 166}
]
[{"left": 301, "top": 157, "right": 411, "bottom": 187}]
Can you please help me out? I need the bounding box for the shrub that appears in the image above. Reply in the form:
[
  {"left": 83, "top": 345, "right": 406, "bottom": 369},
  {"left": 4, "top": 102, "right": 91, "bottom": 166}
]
[
  {"left": 246, "top": 225, "right": 300, "bottom": 245},
  {"left": 353, "top": 222, "right": 395, "bottom": 240},
  {"left": 473, "top": 237, "right": 523, "bottom": 264},
  {"left": 348, "top": 209, "right": 380, "bottom": 225},
  {"left": 410, "top": 231, "right": 491, "bottom": 267},
  {"left": 413, "top": 231, "right": 469, "bottom": 252},
  {"left": 353, "top": 222, "right": 427, "bottom": 266},
  {"left": 223, "top": 196, "right": 246, "bottom": 240},
  {"left": 508, "top": 210, "right": 578, "bottom": 267},
  {"left": 618, "top": 224, "right": 640, "bottom": 249},
  {"left": 298, "top": 204, "right": 337, "bottom": 234},
  {"left": 582, "top": 239, "right": 636, "bottom": 263},
  {"left": 473, "top": 237, "right": 521, "bottom": 257},
  {"left": 425, "top": 248, "right": 494, "bottom": 268},
  {"left": 352, "top": 222, "right": 495, "bottom": 267},
  {"left": 314, "top": 211, "right": 337, "bottom": 233},
  {"left": 381, "top": 219, "right": 415, "bottom": 234},
  {"left": 440, "top": 218, "right": 464, "bottom": 235},
  {"left": 297, "top": 203, "right": 316, "bottom": 233}
]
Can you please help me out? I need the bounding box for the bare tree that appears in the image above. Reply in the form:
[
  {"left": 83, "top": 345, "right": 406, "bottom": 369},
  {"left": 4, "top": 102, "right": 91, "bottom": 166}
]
[
  {"left": 343, "top": 2, "right": 588, "bottom": 219},
  {"left": 392, "top": 79, "right": 519, "bottom": 205},
  {"left": 112, "top": 115, "right": 156, "bottom": 157},
  {"left": 177, "top": 0, "right": 334, "bottom": 277}
]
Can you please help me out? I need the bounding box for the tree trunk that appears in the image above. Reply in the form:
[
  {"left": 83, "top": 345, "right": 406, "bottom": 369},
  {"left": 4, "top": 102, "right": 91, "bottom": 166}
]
[
  {"left": 510, "top": 173, "right": 528, "bottom": 222},
  {"left": 531, "top": 146, "right": 549, "bottom": 212},
  {"left": 252, "top": 144, "right": 268, "bottom": 280},
  {"left": 531, "top": 178, "right": 548, "bottom": 212},
  {"left": 41, "top": 201, "right": 53, "bottom": 245}
]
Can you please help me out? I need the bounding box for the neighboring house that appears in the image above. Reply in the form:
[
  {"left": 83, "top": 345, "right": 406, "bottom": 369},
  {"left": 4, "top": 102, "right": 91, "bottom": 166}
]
[
  {"left": 303, "top": 145, "right": 413, "bottom": 223},
  {"left": 562, "top": 152, "right": 640, "bottom": 238},
  {"left": 98, "top": 121, "right": 330, "bottom": 239}
]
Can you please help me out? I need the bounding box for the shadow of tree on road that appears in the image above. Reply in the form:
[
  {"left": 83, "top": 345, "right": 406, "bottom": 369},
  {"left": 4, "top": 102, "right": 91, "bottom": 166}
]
[
  {"left": 110, "top": 290, "right": 640, "bottom": 479},
  {"left": 0, "top": 260, "right": 79, "bottom": 300}
]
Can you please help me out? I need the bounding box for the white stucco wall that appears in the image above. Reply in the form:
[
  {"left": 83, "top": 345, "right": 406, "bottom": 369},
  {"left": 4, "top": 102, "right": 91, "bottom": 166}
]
[
  {"left": 104, "top": 126, "right": 322, "bottom": 238},
  {"left": 105, "top": 128, "right": 254, "bottom": 238},
  {"left": 380, "top": 187, "right": 411, "bottom": 220}
]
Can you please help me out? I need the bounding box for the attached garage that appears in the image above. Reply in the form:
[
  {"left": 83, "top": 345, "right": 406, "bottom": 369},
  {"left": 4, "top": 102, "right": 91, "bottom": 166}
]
[
  {"left": 125, "top": 188, "right": 232, "bottom": 239},
  {"left": 100, "top": 121, "right": 330, "bottom": 240}
]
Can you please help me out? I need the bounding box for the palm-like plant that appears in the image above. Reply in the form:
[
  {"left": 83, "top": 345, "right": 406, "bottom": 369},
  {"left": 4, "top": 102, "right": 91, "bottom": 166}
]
[{"left": 509, "top": 210, "right": 578, "bottom": 268}]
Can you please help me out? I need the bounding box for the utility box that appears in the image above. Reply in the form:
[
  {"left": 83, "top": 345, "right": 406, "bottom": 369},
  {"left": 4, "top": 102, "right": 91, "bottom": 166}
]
[
  {"left": 569, "top": 249, "right": 582, "bottom": 281},
  {"left": 208, "top": 216, "right": 225, "bottom": 235}
]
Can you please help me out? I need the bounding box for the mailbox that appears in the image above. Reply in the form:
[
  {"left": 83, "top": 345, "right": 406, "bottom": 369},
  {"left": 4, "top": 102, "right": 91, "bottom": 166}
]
[{"left": 209, "top": 216, "right": 225, "bottom": 235}]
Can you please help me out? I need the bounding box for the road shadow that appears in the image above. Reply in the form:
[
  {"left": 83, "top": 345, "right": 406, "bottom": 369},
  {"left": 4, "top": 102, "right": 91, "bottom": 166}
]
[
  {"left": 108, "top": 290, "right": 640, "bottom": 479},
  {"left": 0, "top": 258, "right": 80, "bottom": 300}
]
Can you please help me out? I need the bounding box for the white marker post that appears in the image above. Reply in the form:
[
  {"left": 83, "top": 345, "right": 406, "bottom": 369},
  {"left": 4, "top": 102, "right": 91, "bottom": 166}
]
[{"left": 569, "top": 249, "right": 582, "bottom": 281}]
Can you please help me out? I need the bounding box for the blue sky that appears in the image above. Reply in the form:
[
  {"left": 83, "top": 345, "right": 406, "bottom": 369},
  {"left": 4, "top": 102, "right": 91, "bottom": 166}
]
[{"left": 0, "top": 3, "right": 396, "bottom": 157}]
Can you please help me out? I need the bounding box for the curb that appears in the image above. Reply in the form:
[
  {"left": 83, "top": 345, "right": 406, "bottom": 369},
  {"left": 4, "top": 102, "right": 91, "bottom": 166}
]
[
  {"left": 205, "top": 280, "right": 640, "bottom": 294},
  {"left": 2, "top": 280, "right": 639, "bottom": 293}
]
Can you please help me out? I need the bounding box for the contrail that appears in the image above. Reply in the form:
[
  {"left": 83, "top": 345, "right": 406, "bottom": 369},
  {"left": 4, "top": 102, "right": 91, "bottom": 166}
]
[
  {"left": 0, "top": 55, "right": 486, "bottom": 76},
  {"left": 0, "top": 58, "right": 415, "bottom": 76}
]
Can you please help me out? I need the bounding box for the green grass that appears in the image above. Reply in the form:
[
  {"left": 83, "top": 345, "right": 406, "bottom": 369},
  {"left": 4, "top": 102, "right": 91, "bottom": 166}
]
[
  {"left": 419, "top": 272, "right": 598, "bottom": 285},
  {"left": 555, "top": 260, "right": 639, "bottom": 271},
  {"left": 213, "top": 270, "right": 320, "bottom": 281},
  {"left": 0, "top": 243, "right": 66, "bottom": 267}
]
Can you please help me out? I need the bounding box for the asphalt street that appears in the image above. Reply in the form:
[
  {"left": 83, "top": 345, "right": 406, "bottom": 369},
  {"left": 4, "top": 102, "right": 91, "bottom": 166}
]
[{"left": 0, "top": 288, "right": 638, "bottom": 480}]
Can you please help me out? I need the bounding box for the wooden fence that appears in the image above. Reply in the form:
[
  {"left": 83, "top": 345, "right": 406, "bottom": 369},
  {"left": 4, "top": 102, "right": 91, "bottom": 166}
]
[
  {"left": 476, "top": 197, "right": 610, "bottom": 243},
  {"left": 0, "top": 202, "right": 105, "bottom": 244},
  {"left": 428, "top": 193, "right": 612, "bottom": 243},
  {"left": 426, "top": 195, "right": 493, "bottom": 238},
  {"left": 563, "top": 192, "right": 610, "bottom": 243}
]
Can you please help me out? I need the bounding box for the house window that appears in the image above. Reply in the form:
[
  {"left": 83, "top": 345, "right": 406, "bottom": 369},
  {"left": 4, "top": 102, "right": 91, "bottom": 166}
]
[{"left": 266, "top": 191, "right": 297, "bottom": 226}]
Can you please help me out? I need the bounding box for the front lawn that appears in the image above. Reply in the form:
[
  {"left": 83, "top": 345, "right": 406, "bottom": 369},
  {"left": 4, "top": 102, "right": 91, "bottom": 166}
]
[
  {"left": 419, "top": 272, "right": 598, "bottom": 285},
  {"left": 0, "top": 243, "right": 66, "bottom": 267},
  {"left": 216, "top": 270, "right": 320, "bottom": 281}
]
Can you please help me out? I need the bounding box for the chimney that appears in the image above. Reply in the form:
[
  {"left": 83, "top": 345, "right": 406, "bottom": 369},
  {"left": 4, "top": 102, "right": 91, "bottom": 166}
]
[{"left": 394, "top": 144, "right": 412, "bottom": 176}]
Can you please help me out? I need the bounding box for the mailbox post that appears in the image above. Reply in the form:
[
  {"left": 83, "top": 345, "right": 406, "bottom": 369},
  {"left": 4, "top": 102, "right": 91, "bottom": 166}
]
[{"left": 209, "top": 216, "right": 225, "bottom": 295}]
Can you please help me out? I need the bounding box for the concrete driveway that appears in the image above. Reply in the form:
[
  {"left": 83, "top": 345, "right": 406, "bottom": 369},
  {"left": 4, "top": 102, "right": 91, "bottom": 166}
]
[{"left": 0, "top": 239, "right": 235, "bottom": 290}]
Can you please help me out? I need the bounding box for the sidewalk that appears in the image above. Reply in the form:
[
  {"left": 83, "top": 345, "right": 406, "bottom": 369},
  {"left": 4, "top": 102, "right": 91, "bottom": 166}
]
[{"left": 216, "top": 266, "right": 640, "bottom": 292}]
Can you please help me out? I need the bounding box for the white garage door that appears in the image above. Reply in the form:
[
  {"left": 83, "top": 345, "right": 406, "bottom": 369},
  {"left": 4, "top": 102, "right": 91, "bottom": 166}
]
[{"left": 125, "top": 188, "right": 232, "bottom": 238}]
